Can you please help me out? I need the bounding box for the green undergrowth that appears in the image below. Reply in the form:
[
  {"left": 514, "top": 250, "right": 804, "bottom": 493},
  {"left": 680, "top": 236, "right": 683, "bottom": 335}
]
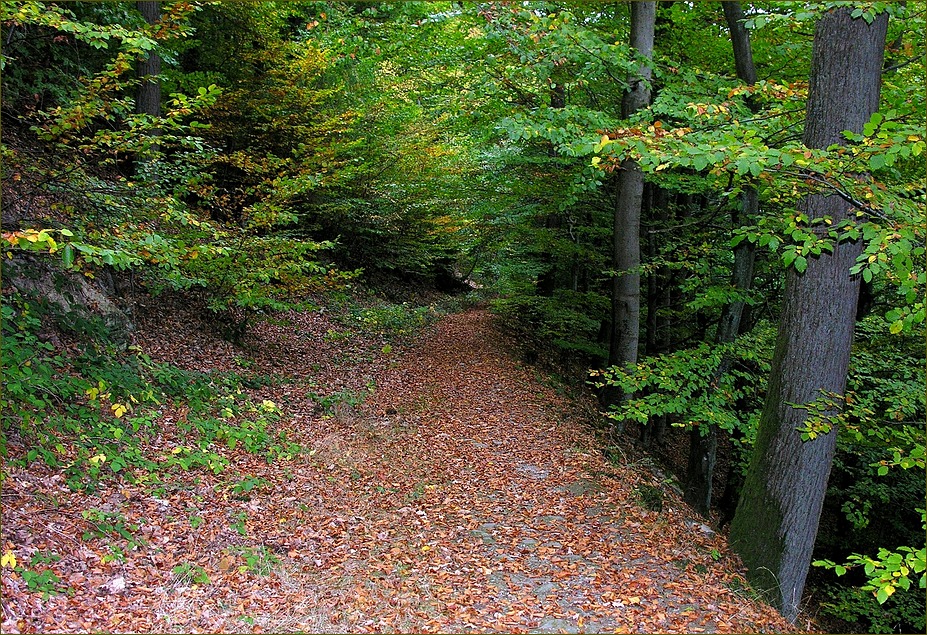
[
  {"left": 1, "top": 291, "right": 301, "bottom": 494},
  {"left": 328, "top": 292, "right": 442, "bottom": 342}
]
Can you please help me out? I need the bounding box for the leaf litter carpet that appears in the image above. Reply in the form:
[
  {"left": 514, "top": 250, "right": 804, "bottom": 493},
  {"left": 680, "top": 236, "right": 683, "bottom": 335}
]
[{"left": 2, "top": 307, "right": 796, "bottom": 633}]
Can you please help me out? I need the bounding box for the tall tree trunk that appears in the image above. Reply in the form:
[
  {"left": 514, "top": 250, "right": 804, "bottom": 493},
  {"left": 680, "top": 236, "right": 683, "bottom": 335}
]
[
  {"left": 729, "top": 7, "right": 887, "bottom": 622},
  {"left": 641, "top": 183, "right": 668, "bottom": 447},
  {"left": 605, "top": 1, "right": 656, "bottom": 427},
  {"left": 136, "top": 1, "right": 161, "bottom": 175},
  {"left": 684, "top": 0, "right": 759, "bottom": 517}
]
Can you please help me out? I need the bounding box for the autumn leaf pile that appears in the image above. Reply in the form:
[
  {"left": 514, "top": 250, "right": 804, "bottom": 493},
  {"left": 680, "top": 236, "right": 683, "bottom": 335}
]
[{"left": 1, "top": 301, "right": 798, "bottom": 633}]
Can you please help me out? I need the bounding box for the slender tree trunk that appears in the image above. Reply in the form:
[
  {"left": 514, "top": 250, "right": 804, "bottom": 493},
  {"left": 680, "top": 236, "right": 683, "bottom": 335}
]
[
  {"left": 605, "top": 1, "right": 656, "bottom": 427},
  {"left": 641, "top": 183, "right": 666, "bottom": 448},
  {"left": 136, "top": 1, "right": 161, "bottom": 117},
  {"left": 729, "top": 8, "right": 887, "bottom": 622},
  {"left": 720, "top": 2, "right": 757, "bottom": 85},
  {"left": 684, "top": 0, "right": 759, "bottom": 517},
  {"left": 136, "top": 1, "right": 161, "bottom": 177},
  {"left": 538, "top": 81, "right": 566, "bottom": 297}
]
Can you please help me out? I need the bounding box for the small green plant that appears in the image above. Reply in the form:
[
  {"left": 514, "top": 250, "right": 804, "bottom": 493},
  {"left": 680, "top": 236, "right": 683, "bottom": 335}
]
[
  {"left": 29, "top": 551, "right": 61, "bottom": 567},
  {"left": 102, "top": 544, "right": 126, "bottom": 564},
  {"left": 171, "top": 561, "right": 211, "bottom": 586},
  {"left": 233, "top": 356, "right": 255, "bottom": 369},
  {"left": 3, "top": 550, "right": 66, "bottom": 599},
  {"left": 20, "top": 567, "right": 65, "bottom": 599},
  {"left": 164, "top": 445, "right": 229, "bottom": 475},
  {"left": 634, "top": 483, "right": 664, "bottom": 512},
  {"left": 307, "top": 386, "right": 370, "bottom": 416},
  {"left": 234, "top": 545, "right": 280, "bottom": 575},
  {"left": 230, "top": 510, "right": 248, "bottom": 536},
  {"left": 407, "top": 482, "right": 427, "bottom": 501},
  {"left": 229, "top": 474, "right": 269, "bottom": 499},
  {"left": 81, "top": 508, "right": 144, "bottom": 549},
  {"left": 323, "top": 328, "right": 353, "bottom": 342}
]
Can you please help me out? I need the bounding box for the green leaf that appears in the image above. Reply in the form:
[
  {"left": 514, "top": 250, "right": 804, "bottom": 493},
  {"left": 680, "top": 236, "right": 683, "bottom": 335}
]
[
  {"left": 868, "top": 154, "right": 886, "bottom": 171},
  {"left": 61, "top": 244, "right": 75, "bottom": 268},
  {"left": 889, "top": 320, "right": 904, "bottom": 335}
]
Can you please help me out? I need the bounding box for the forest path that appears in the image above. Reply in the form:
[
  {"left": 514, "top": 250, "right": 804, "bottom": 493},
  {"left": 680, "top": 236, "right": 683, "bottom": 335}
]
[
  {"left": 271, "top": 309, "right": 793, "bottom": 633},
  {"left": 1, "top": 307, "right": 795, "bottom": 634}
]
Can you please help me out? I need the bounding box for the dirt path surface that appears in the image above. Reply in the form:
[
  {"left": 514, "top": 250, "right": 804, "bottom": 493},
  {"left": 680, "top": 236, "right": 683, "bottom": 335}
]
[
  {"left": 293, "top": 309, "right": 793, "bottom": 634},
  {"left": 2, "top": 308, "right": 796, "bottom": 633}
]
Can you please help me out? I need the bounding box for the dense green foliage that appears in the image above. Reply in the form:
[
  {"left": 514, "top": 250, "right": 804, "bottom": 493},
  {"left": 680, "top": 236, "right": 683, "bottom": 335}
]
[
  {"left": 2, "top": 2, "right": 923, "bottom": 631},
  {"left": 1, "top": 290, "right": 296, "bottom": 493}
]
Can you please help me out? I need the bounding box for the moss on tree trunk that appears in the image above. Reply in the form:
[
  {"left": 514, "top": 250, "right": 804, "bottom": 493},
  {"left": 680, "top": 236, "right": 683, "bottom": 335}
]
[{"left": 729, "top": 6, "right": 888, "bottom": 622}]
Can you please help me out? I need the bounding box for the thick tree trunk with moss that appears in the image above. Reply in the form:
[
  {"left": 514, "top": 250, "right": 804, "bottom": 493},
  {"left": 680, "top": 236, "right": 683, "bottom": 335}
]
[
  {"left": 605, "top": 1, "right": 656, "bottom": 423},
  {"left": 684, "top": 1, "right": 758, "bottom": 516},
  {"left": 729, "top": 7, "right": 887, "bottom": 622}
]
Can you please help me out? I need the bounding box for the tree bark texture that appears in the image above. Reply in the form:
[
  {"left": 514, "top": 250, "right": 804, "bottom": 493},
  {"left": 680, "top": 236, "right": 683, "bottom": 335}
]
[
  {"left": 642, "top": 187, "right": 670, "bottom": 446},
  {"left": 729, "top": 8, "right": 887, "bottom": 623},
  {"left": 685, "top": 2, "right": 758, "bottom": 516},
  {"left": 607, "top": 1, "right": 656, "bottom": 421},
  {"left": 720, "top": 2, "right": 757, "bottom": 85},
  {"left": 135, "top": 1, "right": 161, "bottom": 179},
  {"left": 136, "top": 1, "right": 161, "bottom": 117}
]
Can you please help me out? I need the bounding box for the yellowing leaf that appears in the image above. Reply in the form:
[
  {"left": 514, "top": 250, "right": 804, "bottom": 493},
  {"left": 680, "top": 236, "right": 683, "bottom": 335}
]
[
  {"left": 1, "top": 550, "right": 16, "bottom": 568},
  {"left": 627, "top": 596, "right": 641, "bottom": 604},
  {"left": 112, "top": 403, "right": 128, "bottom": 418},
  {"left": 89, "top": 453, "right": 107, "bottom": 465}
]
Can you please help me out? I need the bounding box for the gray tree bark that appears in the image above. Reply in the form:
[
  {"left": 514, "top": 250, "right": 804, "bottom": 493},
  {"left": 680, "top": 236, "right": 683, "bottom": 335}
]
[
  {"left": 136, "top": 1, "right": 161, "bottom": 117},
  {"left": 606, "top": 1, "right": 656, "bottom": 425},
  {"left": 684, "top": 0, "right": 758, "bottom": 517},
  {"left": 729, "top": 7, "right": 888, "bottom": 622},
  {"left": 136, "top": 1, "right": 161, "bottom": 175}
]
